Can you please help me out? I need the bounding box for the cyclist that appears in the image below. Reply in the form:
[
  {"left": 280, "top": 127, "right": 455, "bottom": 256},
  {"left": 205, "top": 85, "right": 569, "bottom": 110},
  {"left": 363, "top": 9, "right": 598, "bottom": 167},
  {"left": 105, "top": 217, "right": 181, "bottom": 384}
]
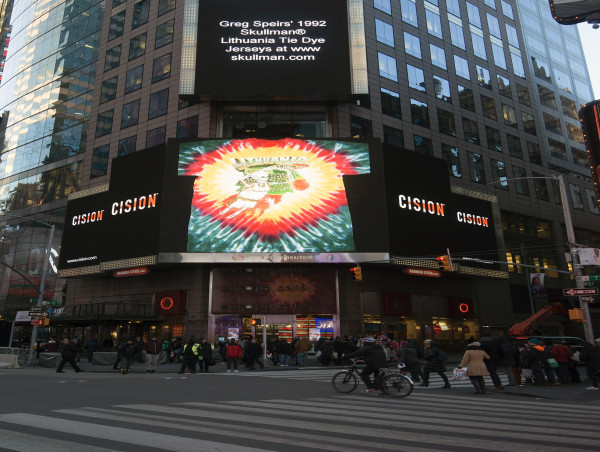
[{"left": 342, "top": 337, "right": 388, "bottom": 393}]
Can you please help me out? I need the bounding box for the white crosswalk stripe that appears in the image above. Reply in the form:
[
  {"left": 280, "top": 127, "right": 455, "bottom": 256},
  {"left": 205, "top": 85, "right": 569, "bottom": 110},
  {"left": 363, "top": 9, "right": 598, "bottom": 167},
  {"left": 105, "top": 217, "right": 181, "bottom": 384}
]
[{"left": 0, "top": 393, "right": 598, "bottom": 451}]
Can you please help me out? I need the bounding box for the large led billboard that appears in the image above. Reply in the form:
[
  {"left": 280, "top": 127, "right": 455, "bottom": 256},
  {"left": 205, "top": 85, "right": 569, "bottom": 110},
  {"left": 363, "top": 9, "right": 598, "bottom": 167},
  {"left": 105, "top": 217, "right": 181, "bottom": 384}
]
[{"left": 193, "top": 0, "right": 351, "bottom": 100}]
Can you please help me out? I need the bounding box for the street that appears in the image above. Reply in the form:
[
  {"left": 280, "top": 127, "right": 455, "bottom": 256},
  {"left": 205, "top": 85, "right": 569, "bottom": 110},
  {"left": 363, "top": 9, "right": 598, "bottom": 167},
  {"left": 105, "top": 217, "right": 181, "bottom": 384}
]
[{"left": 1, "top": 363, "right": 599, "bottom": 451}]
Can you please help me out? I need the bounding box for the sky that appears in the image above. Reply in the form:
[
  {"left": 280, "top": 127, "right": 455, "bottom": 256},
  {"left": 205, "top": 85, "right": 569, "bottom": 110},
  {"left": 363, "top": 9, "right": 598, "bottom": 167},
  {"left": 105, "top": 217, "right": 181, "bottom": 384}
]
[{"left": 578, "top": 23, "right": 600, "bottom": 100}]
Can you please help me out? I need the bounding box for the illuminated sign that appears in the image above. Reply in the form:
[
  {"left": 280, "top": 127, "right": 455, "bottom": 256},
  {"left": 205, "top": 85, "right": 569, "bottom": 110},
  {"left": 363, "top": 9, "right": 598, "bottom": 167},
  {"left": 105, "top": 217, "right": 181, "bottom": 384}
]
[
  {"left": 193, "top": 0, "right": 351, "bottom": 100},
  {"left": 160, "top": 297, "right": 174, "bottom": 310},
  {"left": 178, "top": 138, "right": 371, "bottom": 253}
]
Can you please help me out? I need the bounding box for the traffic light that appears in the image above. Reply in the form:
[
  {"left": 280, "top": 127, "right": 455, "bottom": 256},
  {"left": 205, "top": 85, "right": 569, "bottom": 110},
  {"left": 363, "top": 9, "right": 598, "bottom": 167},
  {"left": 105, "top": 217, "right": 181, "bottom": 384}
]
[
  {"left": 42, "top": 317, "right": 50, "bottom": 327},
  {"left": 437, "top": 255, "right": 453, "bottom": 271},
  {"left": 350, "top": 266, "right": 363, "bottom": 281}
]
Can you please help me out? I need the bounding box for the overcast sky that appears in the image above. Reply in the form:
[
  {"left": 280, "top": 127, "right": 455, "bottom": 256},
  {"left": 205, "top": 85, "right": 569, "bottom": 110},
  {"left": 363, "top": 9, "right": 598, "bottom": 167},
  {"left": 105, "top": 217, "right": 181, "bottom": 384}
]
[{"left": 578, "top": 23, "right": 599, "bottom": 100}]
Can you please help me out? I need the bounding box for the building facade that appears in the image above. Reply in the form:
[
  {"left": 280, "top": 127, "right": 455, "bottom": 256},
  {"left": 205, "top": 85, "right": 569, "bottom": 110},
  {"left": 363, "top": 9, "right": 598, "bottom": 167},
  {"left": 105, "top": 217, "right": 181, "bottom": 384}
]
[{"left": 0, "top": 0, "right": 598, "bottom": 350}]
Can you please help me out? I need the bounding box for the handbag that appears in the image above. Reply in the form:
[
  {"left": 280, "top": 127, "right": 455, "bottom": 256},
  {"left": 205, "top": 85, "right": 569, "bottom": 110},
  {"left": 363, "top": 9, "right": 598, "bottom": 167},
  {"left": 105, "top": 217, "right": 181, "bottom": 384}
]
[
  {"left": 331, "top": 352, "right": 338, "bottom": 359},
  {"left": 546, "top": 358, "right": 559, "bottom": 369},
  {"left": 452, "top": 367, "right": 466, "bottom": 381}
]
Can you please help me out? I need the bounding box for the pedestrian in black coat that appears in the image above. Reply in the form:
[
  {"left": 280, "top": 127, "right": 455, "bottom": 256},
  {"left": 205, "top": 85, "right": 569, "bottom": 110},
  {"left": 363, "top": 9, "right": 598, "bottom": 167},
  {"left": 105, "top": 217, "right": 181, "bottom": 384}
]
[
  {"left": 480, "top": 336, "right": 504, "bottom": 389},
  {"left": 421, "top": 339, "right": 450, "bottom": 388},
  {"left": 56, "top": 339, "right": 84, "bottom": 373}
]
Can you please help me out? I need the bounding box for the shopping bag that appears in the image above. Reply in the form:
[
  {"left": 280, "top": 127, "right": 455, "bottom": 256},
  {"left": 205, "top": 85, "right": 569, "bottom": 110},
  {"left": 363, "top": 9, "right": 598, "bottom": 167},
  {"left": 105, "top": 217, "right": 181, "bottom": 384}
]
[{"left": 452, "top": 367, "right": 467, "bottom": 381}]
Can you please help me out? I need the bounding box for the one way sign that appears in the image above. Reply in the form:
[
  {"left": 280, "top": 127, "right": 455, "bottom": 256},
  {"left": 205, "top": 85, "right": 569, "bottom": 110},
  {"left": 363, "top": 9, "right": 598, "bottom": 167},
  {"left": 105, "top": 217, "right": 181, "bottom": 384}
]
[{"left": 563, "top": 288, "right": 599, "bottom": 296}]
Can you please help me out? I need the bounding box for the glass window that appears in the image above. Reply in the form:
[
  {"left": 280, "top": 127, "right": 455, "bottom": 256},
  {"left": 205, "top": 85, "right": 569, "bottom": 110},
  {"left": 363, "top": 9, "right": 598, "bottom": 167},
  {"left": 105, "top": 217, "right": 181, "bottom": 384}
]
[
  {"left": 468, "top": 152, "right": 486, "bottom": 183},
  {"left": 414, "top": 135, "right": 433, "bottom": 155},
  {"left": 513, "top": 166, "right": 529, "bottom": 195},
  {"left": 476, "top": 65, "right": 491, "bottom": 89},
  {"left": 109, "top": 10, "right": 126, "bottom": 41},
  {"left": 378, "top": 52, "right": 398, "bottom": 81},
  {"left": 566, "top": 122, "right": 584, "bottom": 143},
  {"left": 91, "top": 144, "right": 109, "bottom": 178},
  {"left": 560, "top": 96, "right": 579, "bottom": 120},
  {"left": 125, "top": 65, "right": 144, "bottom": 93},
  {"left": 517, "top": 84, "right": 531, "bottom": 106},
  {"left": 96, "top": 110, "right": 114, "bottom": 137},
  {"left": 487, "top": 13, "right": 501, "bottom": 38},
  {"left": 463, "top": 117, "right": 480, "bottom": 144},
  {"left": 522, "top": 112, "right": 536, "bottom": 135},
  {"left": 505, "top": 24, "right": 519, "bottom": 48},
  {"left": 158, "top": 0, "right": 176, "bottom": 15},
  {"left": 458, "top": 86, "right": 476, "bottom": 112},
  {"left": 586, "top": 188, "right": 600, "bottom": 214},
  {"left": 100, "top": 76, "right": 118, "bottom": 103},
  {"left": 492, "top": 43, "right": 506, "bottom": 69},
  {"left": 502, "top": 104, "right": 517, "bottom": 128},
  {"left": 481, "top": 95, "right": 497, "bottom": 119},
  {"left": 449, "top": 22, "right": 466, "bottom": 49},
  {"left": 501, "top": 1, "right": 514, "bottom": 19},
  {"left": 471, "top": 32, "right": 487, "bottom": 60},
  {"left": 404, "top": 32, "right": 421, "bottom": 59},
  {"left": 554, "top": 68, "right": 573, "bottom": 94},
  {"left": 491, "top": 159, "right": 508, "bottom": 190},
  {"left": 375, "top": 0, "right": 392, "bottom": 14},
  {"left": 532, "top": 57, "right": 551, "bottom": 82},
  {"left": 497, "top": 75, "right": 511, "bottom": 97},
  {"left": 381, "top": 88, "right": 402, "bottom": 119},
  {"left": 537, "top": 85, "right": 557, "bottom": 109},
  {"left": 411, "top": 99, "right": 430, "bottom": 128},
  {"left": 118, "top": 136, "right": 137, "bottom": 156},
  {"left": 532, "top": 171, "right": 549, "bottom": 201},
  {"left": 401, "top": 0, "right": 418, "bottom": 27},
  {"left": 376, "top": 19, "right": 394, "bottom": 47},
  {"left": 383, "top": 125, "right": 404, "bottom": 147},
  {"left": 430, "top": 44, "right": 447, "bottom": 69},
  {"left": 447, "top": 0, "right": 461, "bottom": 17},
  {"left": 486, "top": 126, "right": 502, "bottom": 151},
  {"left": 121, "top": 100, "right": 140, "bottom": 129},
  {"left": 575, "top": 79, "right": 592, "bottom": 101},
  {"left": 129, "top": 33, "right": 147, "bottom": 61},
  {"left": 454, "top": 55, "right": 470, "bottom": 79},
  {"left": 548, "top": 138, "right": 568, "bottom": 160},
  {"left": 442, "top": 144, "right": 462, "bottom": 177},
  {"left": 156, "top": 19, "right": 175, "bottom": 49},
  {"left": 407, "top": 64, "right": 426, "bottom": 91},
  {"left": 147, "top": 125, "right": 166, "bottom": 147},
  {"left": 132, "top": 0, "right": 150, "bottom": 29},
  {"left": 152, "top": 53, "right": 172, "bottom": 83},
  {"left": 507, "top": 134, "right": 522, "bottom": 159},
  {"left": 511, "top": 52, "right": 525, "bottom": 78},
  {"left": 438, "top": 109, "right": 456, "bottom": 136},
  {"left": 350, "top": 115, "right": 373, "bottom": 138},
  {"left": 527, "top": 141, "right": 542, "bottom": 165},
  {"left": 466, "top": 2, "right": 481, "bottom": 28},
  {"left": 573, "top": 148, "right": 588, "bottom": 168},
  {"left": 148, "top": 88, "right": 169, "bottom": 119},
  {"left": 426, "top": 0, "right": 439, "bottom": 5},
  {"left": 426, "top": 10, "right": 443, "bottom": 39},
  {"left": 484, "top": 0, "right": 496, "bottom": 8},
  {"left": 113, "top": 0, "right": 126, "bottom": 6},
  {"left": 543, "top": 113, "right": 562, "bottom": 135},
  {"left": 105, "top": 45, "right": 122, "bottom": 71},
  {"left": 433, "top": 75, "right": 451, "bottom": 102}
]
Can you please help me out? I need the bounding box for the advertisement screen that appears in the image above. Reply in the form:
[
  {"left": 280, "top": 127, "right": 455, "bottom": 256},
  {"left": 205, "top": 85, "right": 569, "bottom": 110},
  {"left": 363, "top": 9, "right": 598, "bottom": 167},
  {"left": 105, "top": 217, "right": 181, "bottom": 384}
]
[
  {"left": 178, "top": 138, "right": 371, "bottom": 253},
  {"left": 195, "top": 0, "right": 351, "bottom": 100}
]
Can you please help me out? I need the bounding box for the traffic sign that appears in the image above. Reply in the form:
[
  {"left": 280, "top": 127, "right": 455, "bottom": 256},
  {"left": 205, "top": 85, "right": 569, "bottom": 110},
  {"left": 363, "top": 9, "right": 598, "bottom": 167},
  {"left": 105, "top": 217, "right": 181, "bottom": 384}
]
[
  {"left": 29, "top": 311, "right": 48, "bottom": 317},
  {"left": 581, "top": 296, "right": 596, "bottom": 303},
  {"left": 581, "top": 275, "right": 600, "bottom": 281},
  {"left": 404, "top": 268, "right": 442, "bottom": 278},
  {"left": 29, "top": 307, "right": 43, "bottom": 311},
  {"left": 563, "top": 288, "right": 599, "bottom": 296}
]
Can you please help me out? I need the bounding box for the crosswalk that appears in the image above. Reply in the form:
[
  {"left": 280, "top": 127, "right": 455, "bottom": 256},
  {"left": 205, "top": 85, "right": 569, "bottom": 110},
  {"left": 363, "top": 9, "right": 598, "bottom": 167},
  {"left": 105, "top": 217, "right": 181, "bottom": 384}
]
[{"left": 1, "top": 391, "right": 598, "bottom": 451}]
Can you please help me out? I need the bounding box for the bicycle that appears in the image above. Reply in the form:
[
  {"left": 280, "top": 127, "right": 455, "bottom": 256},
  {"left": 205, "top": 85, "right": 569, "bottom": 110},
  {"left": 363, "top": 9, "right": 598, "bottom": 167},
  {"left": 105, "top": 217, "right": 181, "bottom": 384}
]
[{"left": 331, "top": 360, "right": 413, "bottom": 398}]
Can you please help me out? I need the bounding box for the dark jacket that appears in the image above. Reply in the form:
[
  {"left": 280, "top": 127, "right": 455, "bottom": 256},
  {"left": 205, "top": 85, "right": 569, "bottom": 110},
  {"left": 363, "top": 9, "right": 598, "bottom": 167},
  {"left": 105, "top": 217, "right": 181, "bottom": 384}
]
[
  {"left": 480, "top": 338, "right": 502, "bottom": 366},
  {"left": 60, "top": 342, "right": 77, "bottom": 360},
  {"left": 143, "top": 340, "right": 162, "bottom": 355},
  {"left": 423, "top": 344, "right": 446, "bottom": 373},
  {"left": 118, "top": 342, "right": 136, "bottom": 359},
  {"left": 278, "top": 340, "right": 291, "bottom": 355},
  {"left": 496, "top": 336, "right": 515, "bottom": 367},
  {"left": 580, "top": 343, "right": 600, "bottom": 371},
  {"left": 246, "top": 342, "right": 262, "bottom": 358},
  {"left": 343, "top": 343, "right": 388, "bottom": 369},
  {"left": 198, "top": 341, "right": 212, "bottom": 359},
  {"left": 399, "top": 345, "right": 422, "bottom": 373}
]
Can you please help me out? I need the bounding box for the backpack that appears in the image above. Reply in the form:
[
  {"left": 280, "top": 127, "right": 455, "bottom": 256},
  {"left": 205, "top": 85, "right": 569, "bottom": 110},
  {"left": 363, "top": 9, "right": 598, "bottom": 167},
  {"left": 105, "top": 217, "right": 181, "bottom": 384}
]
[{"left": 437, "top": 349, "right": 448, "bottom": 362}]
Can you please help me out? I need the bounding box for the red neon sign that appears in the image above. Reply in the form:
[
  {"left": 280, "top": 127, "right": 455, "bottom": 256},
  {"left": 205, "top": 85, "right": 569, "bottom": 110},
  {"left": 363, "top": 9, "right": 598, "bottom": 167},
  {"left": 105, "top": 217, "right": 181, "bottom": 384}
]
[
  {"left": 160, "top": 297, "right": 174, "bottom": 310},
  {"left": 459, "top": 303, "right": 470, "bottom": 313}
]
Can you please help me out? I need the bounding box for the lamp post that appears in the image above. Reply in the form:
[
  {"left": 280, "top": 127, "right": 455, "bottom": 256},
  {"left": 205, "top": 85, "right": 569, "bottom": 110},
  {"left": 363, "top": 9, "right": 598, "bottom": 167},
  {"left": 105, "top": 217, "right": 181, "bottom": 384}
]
[{"left": 0, "top": 214, "right": 55, "bottom": 361}]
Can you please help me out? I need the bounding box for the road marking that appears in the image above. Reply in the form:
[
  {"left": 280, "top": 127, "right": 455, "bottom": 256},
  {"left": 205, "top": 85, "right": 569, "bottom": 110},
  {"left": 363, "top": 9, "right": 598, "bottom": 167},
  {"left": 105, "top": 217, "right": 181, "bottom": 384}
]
[{"left": 0, "top": 428, "right": 115, "bottom": 452}]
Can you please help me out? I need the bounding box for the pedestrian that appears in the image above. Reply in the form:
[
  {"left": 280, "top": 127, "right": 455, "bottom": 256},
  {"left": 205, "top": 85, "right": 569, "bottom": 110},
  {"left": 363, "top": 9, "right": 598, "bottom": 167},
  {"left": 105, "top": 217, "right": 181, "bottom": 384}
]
[
  {"left": 333, "top": 337, "right": 345, "bottom": 365},
  {"left": 118, "top": 338, "right": 136, "bottom": 374},
  {"left": 113, "top": 338, "right": 125, "bottom": 370},
  {"left": 528, "top": 339, "right": 547, "bottom": 385},
  {"left": 518, "top": 344, "right": 534, "bottom": 384},
  {"left": 278, "top": 338, "right": 291, "bottom": 366},
  {"left": 496, "top": 336, "right": 518, "bottom": 386},
  {"left": 198, "top": 338, "right": 213, "bottom": 373},
  {"left": 458, "top": 342, "right": 490, "bottom": 394},
  {"left": 295, "top": 337, "right": 312, "bottom": 367},
  {"left": 46, "top": 337, "right": 59, "bottom": 353},
  {"left": 579, "top": 338, "right": 600, "bottom": 390},
  {"left": 226, "top": 338, "right": 242, "bottom": 373},
  {"left": 177, "top": 338, "right": 199, "bottom": 374},
  {"left": 318, "top": 339, "right": 334, "bottom": 367},
  {"left": 133, "top": 336, "right": 145, "bottom": 363},
  {"left": 56, "top": 338, "right": 85, "bottom": 373},
  {"left": 143, "top": 336, "right": 162, "bottom": 374},
  {"left": 480, "top": 336, "right": 504, "bottom": 390},
  {"left": 246, "top": 338, "right": 264, "bottom": 370},
  {"left": 567, "top": 344, "right": 582, "bottom": 383},
  {"left": 71, "top": 338, "right": 83, "bottom": 362},
  {"left": 84, "top": 337, "right": 98, "bottom": 363},
  {"left": 541, "top": 340, "right": 557, "bottom": 385},
  {"left": 102, "top": 337, "right": 113, "bottom": 351},
  {"left": 550, "top": 341, "right": 570, "bottom": 385},
  {"left": 421, "top": 339, "right": 451, "bottom": 388},
  {"left": 399, "top": 341, "right": 423, "bottom": 383}
]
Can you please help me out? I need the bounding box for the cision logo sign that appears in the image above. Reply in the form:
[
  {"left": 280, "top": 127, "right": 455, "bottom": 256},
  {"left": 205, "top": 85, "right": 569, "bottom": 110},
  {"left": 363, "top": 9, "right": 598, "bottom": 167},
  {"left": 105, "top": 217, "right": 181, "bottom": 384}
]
[{"left": 194, "top": 0, "right": 351, "bottom": 100}]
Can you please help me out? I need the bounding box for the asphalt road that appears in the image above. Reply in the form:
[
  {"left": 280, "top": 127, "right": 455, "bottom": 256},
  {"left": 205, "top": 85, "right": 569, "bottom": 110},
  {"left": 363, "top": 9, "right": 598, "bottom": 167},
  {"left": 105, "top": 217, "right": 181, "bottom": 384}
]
[{"left": 1, "top": 362, "right": 599, "bottom": 451}]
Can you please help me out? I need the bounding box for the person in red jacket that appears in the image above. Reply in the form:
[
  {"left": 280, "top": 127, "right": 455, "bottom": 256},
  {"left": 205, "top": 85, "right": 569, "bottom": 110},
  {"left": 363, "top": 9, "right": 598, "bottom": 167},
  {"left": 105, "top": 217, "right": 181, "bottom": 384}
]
[
  {"left": 226, "top": 339, "right": 242, "bottom": 373},
  {"left": 143, "top": 336, "right": 162, "bottom": 374},
  {"left": 551, "top": 341, "right": 571, "bottom": 385}
]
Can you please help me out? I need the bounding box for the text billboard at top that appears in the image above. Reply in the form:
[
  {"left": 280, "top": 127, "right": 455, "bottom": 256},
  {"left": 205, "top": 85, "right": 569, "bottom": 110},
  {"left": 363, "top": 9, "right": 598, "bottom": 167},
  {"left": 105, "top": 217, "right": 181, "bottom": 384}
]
[{"left": 194, "top": 0, "right": 351, "bottom": 100}]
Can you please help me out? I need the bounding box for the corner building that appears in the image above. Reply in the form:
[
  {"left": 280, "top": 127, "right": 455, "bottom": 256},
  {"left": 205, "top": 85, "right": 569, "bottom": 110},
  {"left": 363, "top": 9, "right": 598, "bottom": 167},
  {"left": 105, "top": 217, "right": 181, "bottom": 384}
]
[{"left": 0, "top": 0, "right": 598, "bottom": 352}]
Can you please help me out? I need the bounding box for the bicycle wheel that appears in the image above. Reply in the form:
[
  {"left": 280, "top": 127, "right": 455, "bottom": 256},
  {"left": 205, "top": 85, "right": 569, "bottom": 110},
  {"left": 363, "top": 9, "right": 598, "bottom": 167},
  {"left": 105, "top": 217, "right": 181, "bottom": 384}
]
[
  {"left": 331, "top": 371, "right": 359, "bottom": 393},
  {"left": 382, "top": 373, "right": 413, "bottom": 398}
]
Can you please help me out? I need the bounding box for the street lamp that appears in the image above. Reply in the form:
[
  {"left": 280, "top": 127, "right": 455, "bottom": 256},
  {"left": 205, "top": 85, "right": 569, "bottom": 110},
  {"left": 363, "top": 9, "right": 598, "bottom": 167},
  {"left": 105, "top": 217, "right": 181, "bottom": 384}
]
[{"left": 0, "top": 213, "right": 55, "bottom": 361}]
